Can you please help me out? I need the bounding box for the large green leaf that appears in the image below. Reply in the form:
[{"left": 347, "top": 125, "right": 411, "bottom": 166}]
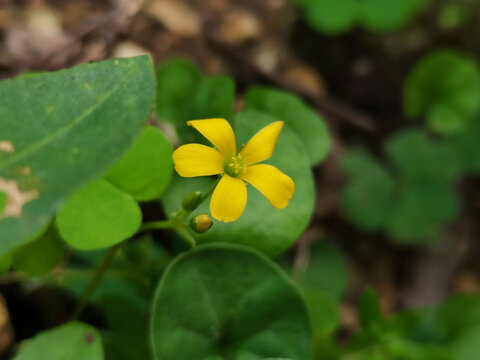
[
  {"left": 56, "top": 179, "right": 142, "bottom": 250},
  {"left": 162, "top": 111, "right": 315, "bottom": 257},
  {"left": 0, "top": 56, "right": 155, "bottom": 255},
  {"left": 104, "top": 126, "right": 173, "bottom": 201},
  {"left": 244, "top": 86, "right": 330, "bottom": 166},
  {"left": 150, "top": 244, "right": 312, "bottom": 360},
  {"left": 13, "top": 322, "right": 104, "bottom": 360},
  {"left": 403, "top": 51, "right": 480, "bottom": 134}
]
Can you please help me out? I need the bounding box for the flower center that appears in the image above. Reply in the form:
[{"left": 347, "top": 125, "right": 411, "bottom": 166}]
[{"left": 224, "top": 155, "right": 247, "bottom": 178}]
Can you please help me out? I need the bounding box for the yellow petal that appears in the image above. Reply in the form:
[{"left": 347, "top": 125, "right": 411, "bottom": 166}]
[
  {"left": 210, "top": 174, "right": 247, "bottom": 222},
  {"left": 240, "top": 164, "right": 294, "bottom": 209},
  {"left": 239, "top": 121, "right": 284, "bottom": 165},
  {"left": 187, "top": 118, "right": 236, "bottom": 157},
  {"left": 173, "top": 144, "right": 223, "bottom": 177}
]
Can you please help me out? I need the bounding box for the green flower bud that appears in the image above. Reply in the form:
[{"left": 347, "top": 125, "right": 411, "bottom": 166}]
[
  {"left": 181, "top": 191, "right": 202, "bottom": 211},
  {"left": 189, "top": 213, "right": 213, "bottom": 234}
]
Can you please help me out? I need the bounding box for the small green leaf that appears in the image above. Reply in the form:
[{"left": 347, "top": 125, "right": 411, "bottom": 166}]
[
  {"left": 104, "top": 126, "right": 173, "bottom": 201},
  {"left": 0, "top": 190, "right": 6, "bottom": 213},
  {"left": 302, "top": 0, "right": 357, "bottom": 34},
  {"left": 156, "top": 60, "right": 235, "bottom": 143},
  {"left": 12, "top": 223, "right": 64, "bottom": 276},
  {"left": 303, "top": 289, "right": 340, "bottom": 337},
  {"left": 0, "top": 252, "right": 12, "bottom": 273},
  {"left": 150, "top": 244, "right": 312, "bottom": 360},
  {"left": 13, "top": 322, "right": 104, "bottom": 360},
  {"left": 244, "top": 87, "right": 330, "bottom": 166},
  {"left": 358, "top": 288, "right": 383, "bottom": 332},
  {"left": 163, "top": 111, "right": 315, "bottom": 257},
  {"left": 156, "top": 59, "right": 202, "bottom": 125},
  {"left": 193, "top": 76, "right": 235, "bottom": 121},
  {"left": 56, "top": 179, "right": 142, "bottom": 250},
  {"left": 384, "top": 129, "right": 460, "bottom": 184},
  {"left": 447, "top": 119, "right": 480, "bottom": 174},
  {"left": 0, "top": 55, "right": 155, "bottom": 256},
  {"left": 359, "top": 0, "right": 425, "bottom": 32},
  {"left": 404, "top": 51, "right": 480, "bottom": 134},
  {"left": 342, "top": 149, "right": 395, "bottom": 231},
  {"left": 301, "top": 242, "right": 349, "bottom": 301},
  {"left": 385, "top": 183, "right": 458, "bottom": 242}
]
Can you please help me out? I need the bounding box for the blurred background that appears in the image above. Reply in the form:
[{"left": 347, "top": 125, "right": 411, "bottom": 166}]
[{"left": 1, "top": 0, "right": 480, "bottom": 359}]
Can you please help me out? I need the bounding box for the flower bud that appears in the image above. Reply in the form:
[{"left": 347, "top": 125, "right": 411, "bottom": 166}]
[
  {"left": 181, "top": 191, "right": 202, "bottom": 211},
  {"left": 189, "top": 213, "right": 213, "bottom": 233}
]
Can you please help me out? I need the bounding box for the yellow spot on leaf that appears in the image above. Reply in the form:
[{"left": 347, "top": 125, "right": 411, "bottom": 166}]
[
  {"left": 83, "top": 83, "right": 90, "bottom": 89},
  {"left": 0, "top": 141, "right": 14, "bottom": 153},
  {"left": 45, "top": 105, "right": 55, "bottom": 113},
  {"left": 0, "top": 178, "right": 39, "bottom": 219}
]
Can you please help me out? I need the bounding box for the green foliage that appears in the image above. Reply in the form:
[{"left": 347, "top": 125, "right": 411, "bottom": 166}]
[
  {"left": 56, "top": 179, "right": 142, "bottom": 250},
  {"left": 13, "top": 322, "right": 104, "bottom": 360},
  {"left": 156, "top": 59, "right": 235, "bottom": 142},
  {"left": 0, "top": 190, "right": 6, "bottom": 212},
  {"left": 12, "top": 223, "right": 64, "bottom": 276},
  {"left": 295, "top": 0, "right": 426, "bottom": 34},
  {"left": 104, "top": 126, "right": 173, "bottom": 201},
  {"left": 162, "top": 111, "right": 315, "bottom": 257},
  {"left": 150, "top": 244, "right": 312, "bottom": 360},
  {"left": 404, "top": 51, "right": 480, "bottom": 134},
  {"left": 342, "top": 149, "right": 395, "bottom": 231},
  {"left": 244, "top": 86, "right": 330, "bottom": 165},
  {"left": 0, "top": 55, "right": 155, "bottom": 256},
  {"left": 342, "top": 129, "right": 459, "bottom": 242},
  {"left": 301, "top": 242, "right": 349, "bottom": 301}
]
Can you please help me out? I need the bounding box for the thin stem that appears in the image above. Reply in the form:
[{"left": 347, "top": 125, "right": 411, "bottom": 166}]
[
  {"left": 139, "top": 219, "right": 176, "bottom": 232},
  {"left": 140, "top": 177, "right": 221, "bottom": 246},
  {"left": 71, "top": 243, "right": 121, "bottom": 320}
]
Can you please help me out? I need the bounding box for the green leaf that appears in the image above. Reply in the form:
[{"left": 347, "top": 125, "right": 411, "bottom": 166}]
[
  {"left": 150, "top": 244, "right": 312, "bottom": 360},
  {"left": 384, "top": 129, "right": 460, "bottom": 184},
  {"left": 342, "top": 149, "right": 395, "bottom": 231},
  {"left": 244, "top": 86, "right": 330, "bottom": 166},
  {"left": 0, "top": 55, "right": 155, "bottom": 256},
  {"left": 104, "top": 126, "right": 173, "bottom": 201},
  {"left": 302, "top": 0, "right": 357, "bottom": 34},
  {"left": 447, "top": 119, "right": 480, "bottom": 174},
  {"left": 0, "top": 190, "right": 6, "bottom": 212},
  {"left": 403, "top": 51, "right": 480, "bottom": 134},
  {"left": 162, "top": 111, "right": 315, "bottom": 257},
  {"left": 192, "top": 76, "right": 235, "bottom": 121},
  {"left": 304, "top": 289, "right": 340, "bottom": 337},
  {"left": 56, "top": 179, "right": 142, "bottom": 250},
  {"left": 359, "top": 0, "right": 425, "bottom": 32},
  {"left": 156, "top": 59, "right": 202, "bottom": 125},
  {"left": 12, "top": 223, "right": 64, "bottom": 276},
  {"left": 358, "top": 288, "right": 383, "bottom": 332},
  {"left": 301, "top": 241, "right": 348, "bottom": 301},
  {"left": 156, "top": 60, "right": 235, "bottom": 143},
  {"left": 101, "top": 295, "right": 151, "bottom": 360},
  {"left": 13, "top": 322, "right": 104, "bottom": 360},
  {"left": 385, "top": 182, "right": 458, "bottom": 242}
]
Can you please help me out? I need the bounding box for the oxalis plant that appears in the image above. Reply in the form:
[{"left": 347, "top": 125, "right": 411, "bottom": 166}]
[{"left": 0, "top": 55, "right": 331, "bottom": 359}]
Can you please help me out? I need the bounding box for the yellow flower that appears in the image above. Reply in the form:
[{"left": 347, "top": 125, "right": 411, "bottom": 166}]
[{"left": 173, "top": 118, "right": 295, "bottom": 222}]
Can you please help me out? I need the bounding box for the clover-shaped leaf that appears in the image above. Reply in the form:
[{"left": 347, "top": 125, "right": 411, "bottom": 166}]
[{"left": 404, "top": 51, "right": 480, "bottom": 135}]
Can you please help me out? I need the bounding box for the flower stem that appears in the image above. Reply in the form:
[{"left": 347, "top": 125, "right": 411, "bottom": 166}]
[
  {"left": 140, "top": 177, "right": 220, "bottom": 244},
  {"left": 71, "top": 243, "right": 121, "bottom": 320}
]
